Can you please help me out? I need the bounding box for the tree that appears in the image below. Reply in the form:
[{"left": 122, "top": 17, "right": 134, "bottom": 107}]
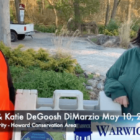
[
  {"left": 73, "top": 0, "right": 81, "bottom": 30},
  {"left": 111, "top": 0, "right": 121, "bottom": 20},
  {"left": 48, "top": 0, "right": 99, "bottom": 29},
  {"left": 105, "top": 0, "right": 110, "bottom": 26},
  {"left": 127, "top": 0, "right": 132, "bottom": 23},
  {"left": 37, "top": 0, "right": 45, "bottom": 14},
  {"left": 73, "top": 0, "right": 100, "bottom": 29},
  {"left": 42, "top": 0, "right": 45, "bottom": 11},
  {"left": 0, "top": 0, "right": 11, "bottom": 46},
  {"left": 15, "top": 0, "right": 20, "bottom": 23},
  {"left": 47, "top": 0, "right": 59, "bottom": 27}
]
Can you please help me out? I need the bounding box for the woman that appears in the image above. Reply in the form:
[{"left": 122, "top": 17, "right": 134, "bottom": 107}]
[
  {"left": 104, "top": 29, "right": 140, "bottom": 115},
  {"left": 0, "top": 50, "right": 15, "bottom": 140},
  {"left": 0, "top": 50, "right": 15, "bottom": 106}
]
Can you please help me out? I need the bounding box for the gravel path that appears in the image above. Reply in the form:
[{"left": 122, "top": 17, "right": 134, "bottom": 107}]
[{"left": 11, "top": 33, "right": 126, "bottom": 76}]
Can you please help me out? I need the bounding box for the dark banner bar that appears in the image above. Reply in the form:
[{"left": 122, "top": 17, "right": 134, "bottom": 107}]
[{"left": 0, "top": 110, "right": 122, "bottom": 132}]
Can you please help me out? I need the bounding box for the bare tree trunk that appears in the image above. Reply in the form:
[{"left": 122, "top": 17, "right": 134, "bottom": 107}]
[
  {"left": 127, "top": 0, "right": 132, "bottom": 23},
  {"left": 73, "top": 0, "right": 81, "bottom": 30},
  {"left": 105, "top": 0, "right": 110, "bottom": 26},
  {"left": 40, "top": 0, "right": 45, "bottom": 15},
  {"left": 111, "top": 0, "right": 119, "bottom": 20},
  {"left": 15, "top": 0, "right": 20, "bottom": 23},
  {"left": 47, "top": 0, "right": 59, "bottom": 27},
  {"left": 0, "top": 0, "right": 11, "bottom": 46},
  {"left": 42, "top": 0, "right": 45, "bottom": 12}
]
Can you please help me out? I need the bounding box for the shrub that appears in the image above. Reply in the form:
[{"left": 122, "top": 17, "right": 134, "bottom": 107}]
[
  {"left": 10, "top": 66, "right": 89, "bottom": 100},
  {"left": 75, "top": 64, "right": 84, "bottom": 74},
  {"left": 130, "top": 30, "right": 137, "bottom": 39},
  {"left": 98, "top": 20, "right": 137, "bottom": 39},
  {"left": 98, "top": 28, "right": 119, "bottom": 36},
  {"left": 0, "top": 42, "right": 77, "bottom": 73},
  {"left": 10, "top": 8, "right": 16, "bottom": 22},
  {"left": 106, "top": 19, "right": 119, "bottom": 31},
  {"left": 131, "top": 19, "right": 140, "bottom": 32},
  {"left": 132, "top": 24, "right": 139, "bottom": 32},
  {"left": 98, "top": 20, "right": 119, "bottom": 36},
  {"left": 35, "top": 24, "right": 56, "bottom": 33},
  {"left": 98, "top": 25, "right": 105, "bottom": 34},
  {"left": 103, "top": 29, "right": 119, "bottom": 36}
]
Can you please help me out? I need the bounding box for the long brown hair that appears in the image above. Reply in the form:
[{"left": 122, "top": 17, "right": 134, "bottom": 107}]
[{"left": 131, "top": 29, "right": 140, "bottom": 45}]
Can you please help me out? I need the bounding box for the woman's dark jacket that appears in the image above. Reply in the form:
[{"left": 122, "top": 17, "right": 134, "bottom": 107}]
[{"left": 104, "top": 47, "right": 140, "bottom": 115}]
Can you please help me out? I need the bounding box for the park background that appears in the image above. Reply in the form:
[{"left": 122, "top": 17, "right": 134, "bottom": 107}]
[{"left": 1, "top": 0, "right": 139, "bottom": 139}]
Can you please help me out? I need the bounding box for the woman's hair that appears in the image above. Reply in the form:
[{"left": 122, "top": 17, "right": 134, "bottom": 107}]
[{"left": 131, "top": 29, "right": 140, "bottom": 45}]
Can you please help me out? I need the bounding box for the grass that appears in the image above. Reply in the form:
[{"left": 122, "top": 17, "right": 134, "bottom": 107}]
[
  {"left": 75, "top": 64, "right": 84, "bottom": 74},
  {"left": 10, "top": 66, "right": 90, "bottom": 100},
  {"left": 35, "top": 24, "right": 56, "bottom": 33}
]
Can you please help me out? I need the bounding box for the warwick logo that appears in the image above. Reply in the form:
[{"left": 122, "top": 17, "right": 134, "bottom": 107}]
[
  {"left": 74, "top": 120, "right": 92, "bottom": 140},
  {"left": 96, "top": 125, "right": 140, "bottom": 136},
  {"left": 74, "top": 122, "right": 140, "bottom": 138}
]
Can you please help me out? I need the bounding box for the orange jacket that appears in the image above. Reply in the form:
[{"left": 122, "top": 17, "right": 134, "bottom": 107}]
[{"left": 0, "top": 51, "right": 15, "bottom": 140}]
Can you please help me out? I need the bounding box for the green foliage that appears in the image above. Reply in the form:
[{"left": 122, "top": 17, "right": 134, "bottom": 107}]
[
  {"left": 0, "top": 42, "right": 77, "bottom": 73},
  {"left": 35, "top": 24, "right": 56, "bottom": 33},
  {"left": 37, "top": 0, "right": 50, "bottom": 13},
  {"left": 10, "top": 66, "right": 89, "bottom": 99},
  {"left": 130, "top": 30, "right": 137, "bottom": 39},
  {"left": 106, "top": 19, "right": 119, "bottom": 31},
  {"left": 53, "top": 0, "right": 73, "bottom": 22},
  {"left": 132, "top": 24, "right": 140, "bottom": 32},
  {"left": 130, "top": 20, "right": 140, "bottom": 38},
  {"left": 98, "top": 25, "right": 105, "bottom": 34},
  {"left": 79, "top": 0, "right": 100, "bottom": 17},
  {"left": 99, "top": 26, "right": 137, "bottom": 38},
  {"left": 132, "top": 19, "right": 140, "bottom": 32},
  {"left": 98, "top": 20, "right": 138, "bottom": 38},
  {"left": 99, "top": 27, "right": 119, "bottom": 36},
  {"left": 103, "top": 29, "right": 119, "bottom": 36},
  {"left": 98, "top": 20, "right": 119, "bottom": 36},
  {"left": 75, "top": 64, "right": 84, "bottom": 74},
  {"left": 10, "top": 8, "right": 16, "bottom": 22},
  {"left": 48, "top": 0, "right": 100, "bottom": 25},
  {"left": 87, "top": 74, "right": 94, "bottom": 79}
]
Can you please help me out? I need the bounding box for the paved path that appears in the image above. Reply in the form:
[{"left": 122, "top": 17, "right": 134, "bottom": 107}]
[{"left": 11, "top": 33, "right": 126, "bottom": 76}]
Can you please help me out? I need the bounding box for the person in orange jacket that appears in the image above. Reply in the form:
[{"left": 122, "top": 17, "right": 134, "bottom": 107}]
[{"left": 0, "top": 50, "right": 15, "bottom": 139}]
